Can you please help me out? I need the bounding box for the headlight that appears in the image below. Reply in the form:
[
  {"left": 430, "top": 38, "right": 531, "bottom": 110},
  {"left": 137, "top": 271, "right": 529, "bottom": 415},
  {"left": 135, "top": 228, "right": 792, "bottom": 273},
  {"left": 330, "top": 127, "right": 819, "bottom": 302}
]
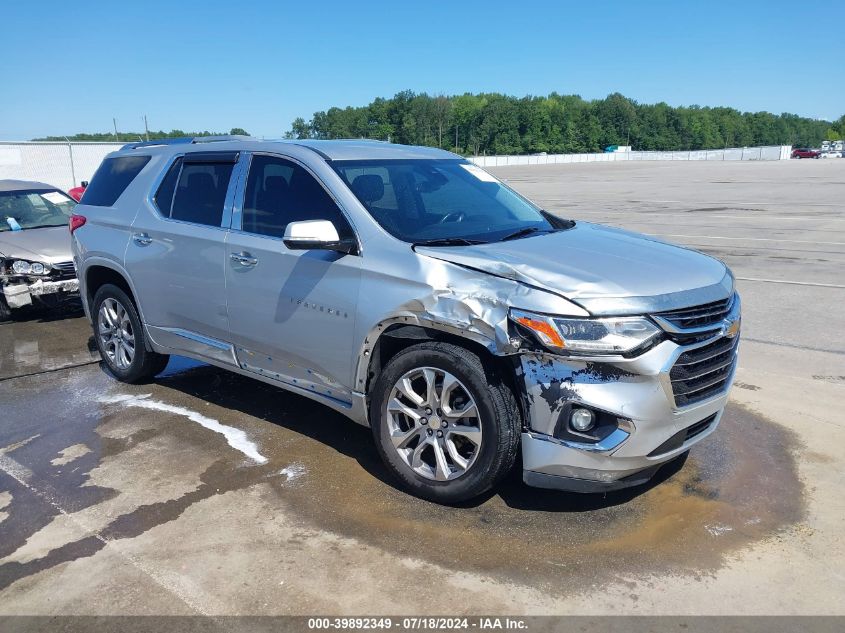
[
  {"left": 511, "top": 309, "right": 661, "bottom": 355},
  {"left": 9, "top": 260, "right": 50, "bottom": 276}
]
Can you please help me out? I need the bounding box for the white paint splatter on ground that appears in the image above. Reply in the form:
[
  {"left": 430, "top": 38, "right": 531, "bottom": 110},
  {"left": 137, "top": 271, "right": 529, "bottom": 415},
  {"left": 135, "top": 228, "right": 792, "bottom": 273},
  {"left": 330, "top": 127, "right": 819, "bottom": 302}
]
[
  {"left": 704, "top": 523, "right": 734, "bottom": 537},
  {"left": 98, "top": 394, "right": 267, "bottom": 464},
  {"left": 278, "top": 463, "right": 307, "bottom": 482}
]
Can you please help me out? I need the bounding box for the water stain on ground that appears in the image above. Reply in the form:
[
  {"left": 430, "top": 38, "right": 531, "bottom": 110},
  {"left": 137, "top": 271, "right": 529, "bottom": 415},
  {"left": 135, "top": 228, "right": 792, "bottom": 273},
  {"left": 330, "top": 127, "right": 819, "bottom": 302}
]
[
  {"left": 142, "top": 365, "right": 807, "bottom": 590},
  {"left": 0, "top": 329, "right": 805, "bottom": 595},
  {"left": 272, "top": 396, "right": 805, "bottom": 590}
]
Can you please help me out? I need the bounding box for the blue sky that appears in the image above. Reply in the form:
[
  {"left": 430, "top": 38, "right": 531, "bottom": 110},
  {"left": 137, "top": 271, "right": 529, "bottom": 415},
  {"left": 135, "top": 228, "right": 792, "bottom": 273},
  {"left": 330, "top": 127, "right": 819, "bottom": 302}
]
[{"left": 2, "top": 0, "right": 842, "bottom": 140}]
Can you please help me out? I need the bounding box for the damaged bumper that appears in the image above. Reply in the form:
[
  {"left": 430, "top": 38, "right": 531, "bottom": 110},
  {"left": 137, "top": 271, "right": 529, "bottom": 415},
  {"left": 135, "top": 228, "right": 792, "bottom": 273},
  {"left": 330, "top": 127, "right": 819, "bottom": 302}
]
[
  {"left": 2, "top": 279, "right": 80, "bottom": 309},
  {"left": 518, "top": 334, "right": 737, "bottom": 493}
]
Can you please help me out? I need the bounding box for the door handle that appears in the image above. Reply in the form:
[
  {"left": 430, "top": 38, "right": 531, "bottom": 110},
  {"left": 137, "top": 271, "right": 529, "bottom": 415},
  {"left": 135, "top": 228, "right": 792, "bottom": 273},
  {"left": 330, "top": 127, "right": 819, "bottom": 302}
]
[
  {"left": 230, "top": 252, "right": 258, "bottom": 267},
  {"left": 132, "top": 232, "right": 152, "bottom": 246}
]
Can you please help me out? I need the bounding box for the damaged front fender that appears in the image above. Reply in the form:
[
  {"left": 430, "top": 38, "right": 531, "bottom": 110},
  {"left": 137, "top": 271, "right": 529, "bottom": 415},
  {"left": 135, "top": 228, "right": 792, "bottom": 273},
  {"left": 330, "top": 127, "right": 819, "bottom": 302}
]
[{"left": 352, "top": 253, "right": 588, "bottom": 393}]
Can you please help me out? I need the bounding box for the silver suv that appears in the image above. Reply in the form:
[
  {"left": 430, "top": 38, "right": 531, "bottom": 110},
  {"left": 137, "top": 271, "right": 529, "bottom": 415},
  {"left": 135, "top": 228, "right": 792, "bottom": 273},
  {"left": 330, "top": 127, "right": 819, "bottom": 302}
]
[{"left": 71, "top": 136, "right": 740, "bottom": 503}]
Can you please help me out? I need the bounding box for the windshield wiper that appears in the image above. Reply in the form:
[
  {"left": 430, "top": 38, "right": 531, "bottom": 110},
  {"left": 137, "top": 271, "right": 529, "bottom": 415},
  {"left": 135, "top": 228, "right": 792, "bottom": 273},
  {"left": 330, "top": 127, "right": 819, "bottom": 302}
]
[
  {"left": 499, "top": 227, "right": 554, "bottom": 242},
  {"left": 413, "top": 237, "right": 486, "bottom": 247}
]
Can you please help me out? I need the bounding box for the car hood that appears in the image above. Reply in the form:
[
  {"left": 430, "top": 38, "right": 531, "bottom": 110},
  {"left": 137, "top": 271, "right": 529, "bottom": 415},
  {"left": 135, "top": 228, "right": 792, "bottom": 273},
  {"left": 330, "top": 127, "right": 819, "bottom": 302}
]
[
  {"left": 415, "top": 222, "right": 733, "bottom": 315},
  {"left": 0, "top": 226, "right": 73, "bottom": 264}
]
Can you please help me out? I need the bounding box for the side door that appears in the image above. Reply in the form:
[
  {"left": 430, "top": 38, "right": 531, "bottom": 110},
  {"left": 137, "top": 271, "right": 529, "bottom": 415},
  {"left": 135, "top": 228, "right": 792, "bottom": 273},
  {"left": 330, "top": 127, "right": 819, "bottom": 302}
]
[
  {"left": 225, "top": 153, "right": 362, "bottom": 404},
  {"left": 125, "top": 151, "right": 245, "bottom": 363}
]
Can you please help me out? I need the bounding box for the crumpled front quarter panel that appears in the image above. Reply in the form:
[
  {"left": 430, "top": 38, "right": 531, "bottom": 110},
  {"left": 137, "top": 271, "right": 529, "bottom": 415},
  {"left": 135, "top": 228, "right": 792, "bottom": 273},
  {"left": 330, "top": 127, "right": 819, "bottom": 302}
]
[{"left": 352, "top": 246, "right": 588, "bottom": 392}]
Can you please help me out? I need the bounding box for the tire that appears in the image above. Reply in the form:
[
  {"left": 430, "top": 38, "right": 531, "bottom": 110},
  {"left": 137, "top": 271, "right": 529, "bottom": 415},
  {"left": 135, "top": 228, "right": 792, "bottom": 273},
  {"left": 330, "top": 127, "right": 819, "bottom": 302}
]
[
  {"left": 0, "top": 295, "right": 11, "bottom": 322},
  {"left": 369, "top": 341, "right": 521, "bottom": 504},
  {"left": 92, "top": 284, "right": 169, "bottom": 383}
]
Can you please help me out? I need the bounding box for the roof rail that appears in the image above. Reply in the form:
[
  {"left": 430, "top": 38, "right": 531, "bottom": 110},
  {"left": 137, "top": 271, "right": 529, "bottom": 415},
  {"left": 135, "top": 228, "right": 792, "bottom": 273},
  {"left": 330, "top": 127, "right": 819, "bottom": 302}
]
[{"left": 121, "top": 135, "right": 253, "bottom": 151}]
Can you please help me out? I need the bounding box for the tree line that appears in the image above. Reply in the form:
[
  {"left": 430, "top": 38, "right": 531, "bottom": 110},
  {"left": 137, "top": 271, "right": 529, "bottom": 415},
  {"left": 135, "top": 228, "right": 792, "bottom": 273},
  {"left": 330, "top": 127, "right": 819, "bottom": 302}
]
[
  {"left": 34, "top": 92, "right": 845, "bottom": 155},
  {"left": 285, "top": 91, "right": 844, "bottom": 155},
  {"left": 33, "top": 128, "right": 250, "bottom": 143}
]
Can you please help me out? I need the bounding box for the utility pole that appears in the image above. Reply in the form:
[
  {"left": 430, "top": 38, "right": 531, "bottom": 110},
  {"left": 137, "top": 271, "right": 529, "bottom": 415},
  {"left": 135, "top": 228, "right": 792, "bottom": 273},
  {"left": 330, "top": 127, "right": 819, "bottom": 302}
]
[
  {"left": 64, "top": 137, "right": 77, "bottom": 187},
  {"left": 143, "top": 115, "right": 150, "bottom": 141},
  {"left": 113, "top": 118, "right": 119, "bottom": 141}
]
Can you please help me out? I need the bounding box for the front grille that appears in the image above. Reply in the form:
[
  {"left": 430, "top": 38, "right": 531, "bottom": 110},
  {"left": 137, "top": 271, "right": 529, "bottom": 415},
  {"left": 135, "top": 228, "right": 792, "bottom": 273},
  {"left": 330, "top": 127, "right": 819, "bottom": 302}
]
[
  {"left": 656, "top": 294, "right": 735, "bottom": 330},
  {"left": 670, "top": 335, "right": 738, "bottom": 406},
  {"left": 51, "top": 260, "right": 77, "bottom": 280}
]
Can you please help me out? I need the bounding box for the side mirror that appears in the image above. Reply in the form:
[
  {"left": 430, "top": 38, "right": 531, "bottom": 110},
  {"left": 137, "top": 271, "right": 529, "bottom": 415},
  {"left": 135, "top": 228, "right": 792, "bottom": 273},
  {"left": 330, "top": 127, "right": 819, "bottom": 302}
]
[
  {"left": 81, "top": 181, "right": 89, "bottom": 188},
  {"left": 283, "top": 220, "right": 357, "bottom": 255}
]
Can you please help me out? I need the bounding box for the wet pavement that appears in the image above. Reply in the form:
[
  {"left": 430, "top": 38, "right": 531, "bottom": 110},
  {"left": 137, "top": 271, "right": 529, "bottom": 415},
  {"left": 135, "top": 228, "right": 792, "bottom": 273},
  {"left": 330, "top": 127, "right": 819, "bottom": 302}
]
[
  {"left": 0, "top": 307, "right": 99, "bottom": 380},
  {"left": 0, "top": 312, "right": 805, "bottom": 602}
]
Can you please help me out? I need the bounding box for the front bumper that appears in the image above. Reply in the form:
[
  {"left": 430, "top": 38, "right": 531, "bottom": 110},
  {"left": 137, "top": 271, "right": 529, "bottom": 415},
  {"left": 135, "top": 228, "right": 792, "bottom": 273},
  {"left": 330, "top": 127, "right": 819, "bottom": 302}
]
[
  {"left": 518, "top": 333, "right": 737, "bottom": 493},
  {"left": 2, "top": 279, "right": 80, "bottom": 309}
]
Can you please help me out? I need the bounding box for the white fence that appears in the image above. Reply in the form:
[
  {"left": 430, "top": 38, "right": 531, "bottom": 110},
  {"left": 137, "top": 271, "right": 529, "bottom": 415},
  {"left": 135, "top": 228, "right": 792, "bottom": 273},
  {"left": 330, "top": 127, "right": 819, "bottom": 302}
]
[
  {"left": 0, "top": 141, "right": 794, "bottom": 192},
  {"left": 470, "top": 145, "right": 792, "bottom": 167},
  {"left": 0, "top": 142, "right": 124, "bottom": 192}
]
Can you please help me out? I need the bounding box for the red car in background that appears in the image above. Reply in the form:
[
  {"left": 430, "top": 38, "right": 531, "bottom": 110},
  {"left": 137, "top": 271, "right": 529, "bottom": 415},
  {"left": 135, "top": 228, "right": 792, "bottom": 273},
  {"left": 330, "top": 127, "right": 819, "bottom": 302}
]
[
  {"left": 792, "top": 148, "right": 821, "bottom": 159},
  {"left": 67, "top": 180, "right": 88, "bottom": 202}
]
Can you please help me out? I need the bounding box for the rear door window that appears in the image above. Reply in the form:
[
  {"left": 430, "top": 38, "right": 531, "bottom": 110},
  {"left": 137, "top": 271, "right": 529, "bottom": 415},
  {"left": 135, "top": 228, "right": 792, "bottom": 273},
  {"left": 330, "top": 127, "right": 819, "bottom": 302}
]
[
  {"left": 82, "top": 155, "right": 151, "bottom": 206},
  {"left": 169, "top": 159, "right": 235, "bottom": 227}
]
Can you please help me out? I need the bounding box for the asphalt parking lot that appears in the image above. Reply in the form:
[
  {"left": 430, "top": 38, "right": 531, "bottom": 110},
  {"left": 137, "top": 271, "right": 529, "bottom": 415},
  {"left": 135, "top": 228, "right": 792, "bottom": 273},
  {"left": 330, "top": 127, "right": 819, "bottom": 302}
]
[{"left": 0, "top": 160, "right": 842, "bottom": 615}]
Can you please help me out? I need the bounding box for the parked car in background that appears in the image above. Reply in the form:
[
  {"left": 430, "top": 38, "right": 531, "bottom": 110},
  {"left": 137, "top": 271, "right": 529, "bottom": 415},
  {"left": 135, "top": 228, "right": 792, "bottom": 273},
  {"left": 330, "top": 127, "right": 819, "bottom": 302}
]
[
  {"left": 71, "top": 137, "right": 740, "bottom": 503},
  {"left": 0, "top": 180, "right": 79, "bottom": 320},
  {"left": 68, "top": 180, "right": 88, "bottom": 202},
  {"left": 791, "top": 148, "right": 821, "bottom": 159}
]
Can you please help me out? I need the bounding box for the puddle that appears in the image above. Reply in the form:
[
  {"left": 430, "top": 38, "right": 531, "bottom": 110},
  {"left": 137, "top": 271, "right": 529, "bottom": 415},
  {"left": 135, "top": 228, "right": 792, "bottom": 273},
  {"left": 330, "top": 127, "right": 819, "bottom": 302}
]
[
  {"left": 271, "top": 399, "right": 805, "bottom": 589},
  {"left": 152, "top": 365, "right": 806, "bottom": 590},
  {"left": 0, "top": 352, "right": 805, "bottom": 595}
]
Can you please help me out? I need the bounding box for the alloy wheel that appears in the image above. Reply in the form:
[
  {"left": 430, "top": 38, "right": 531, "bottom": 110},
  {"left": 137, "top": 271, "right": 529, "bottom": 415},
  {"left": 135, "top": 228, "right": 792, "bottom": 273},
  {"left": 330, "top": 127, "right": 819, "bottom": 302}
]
[
  {"left": 386, "top": 367, "right": 483, "bottom": 481},
  {"left": 97, "top": 297, "right": 135, "bottom": 370}
]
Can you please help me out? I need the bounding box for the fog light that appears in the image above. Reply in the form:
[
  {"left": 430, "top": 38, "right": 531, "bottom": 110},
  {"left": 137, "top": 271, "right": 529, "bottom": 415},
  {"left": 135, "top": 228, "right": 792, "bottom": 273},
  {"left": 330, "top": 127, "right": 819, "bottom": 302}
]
[{"left": 570, "top": 408, "right": 595, "bottom": 432}]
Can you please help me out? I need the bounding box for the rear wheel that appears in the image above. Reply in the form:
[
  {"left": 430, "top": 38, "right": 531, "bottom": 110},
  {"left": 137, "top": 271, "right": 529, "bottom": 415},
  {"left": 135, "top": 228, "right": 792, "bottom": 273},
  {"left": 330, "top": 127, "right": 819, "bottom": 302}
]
[
  {"left": 92, "top": 284, "right": 169, "bottom": 383},
  {"left": 369, "top": 342, "right": 521, "bottom": 503},
  {"left": 0, "top": 295, "right": 11, "bottom": 322}
]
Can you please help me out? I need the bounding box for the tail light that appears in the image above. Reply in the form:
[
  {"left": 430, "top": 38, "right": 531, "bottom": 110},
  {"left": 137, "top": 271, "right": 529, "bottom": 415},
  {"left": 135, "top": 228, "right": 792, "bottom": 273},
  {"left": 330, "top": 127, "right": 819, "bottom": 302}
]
[{"left": 69, "top": 214, "right": 87, "bottom": 234}]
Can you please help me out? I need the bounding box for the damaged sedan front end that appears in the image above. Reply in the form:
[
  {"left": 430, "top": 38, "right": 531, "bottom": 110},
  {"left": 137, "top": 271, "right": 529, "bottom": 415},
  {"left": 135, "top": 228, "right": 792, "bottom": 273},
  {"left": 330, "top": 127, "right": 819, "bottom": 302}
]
[{"left": 0, "top": 180, "right": 80, "bottom": 319}]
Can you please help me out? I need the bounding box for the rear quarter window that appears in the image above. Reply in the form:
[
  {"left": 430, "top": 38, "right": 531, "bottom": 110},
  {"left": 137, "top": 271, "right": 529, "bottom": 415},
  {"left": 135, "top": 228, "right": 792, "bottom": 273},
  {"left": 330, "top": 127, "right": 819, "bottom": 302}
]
[
  {"left": 82, "top": 155, "right": 151, "bottom": 207},
  {"left": 169, "top": 161, "right": 234, "bottom": 227}
]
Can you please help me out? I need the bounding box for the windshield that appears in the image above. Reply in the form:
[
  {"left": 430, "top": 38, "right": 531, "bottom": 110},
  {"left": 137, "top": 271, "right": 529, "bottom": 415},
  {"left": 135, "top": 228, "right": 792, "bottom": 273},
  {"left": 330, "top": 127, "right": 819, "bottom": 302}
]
[
  {"left": 332, "top": 159, "right": 553, "bottom": 243},
  {"left": 0, "top": 189, "right": 76, "bottom": 232}
]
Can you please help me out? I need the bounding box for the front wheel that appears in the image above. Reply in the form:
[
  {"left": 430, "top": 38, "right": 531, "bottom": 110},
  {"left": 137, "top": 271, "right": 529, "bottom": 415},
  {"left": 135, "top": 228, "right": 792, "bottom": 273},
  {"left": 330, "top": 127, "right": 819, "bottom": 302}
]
[
  {"left": 369, "top": 342, "right": 521, "bottom": 503},
  {"left": 92, "top": 284, "right": 169, "bottom": 383}
]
